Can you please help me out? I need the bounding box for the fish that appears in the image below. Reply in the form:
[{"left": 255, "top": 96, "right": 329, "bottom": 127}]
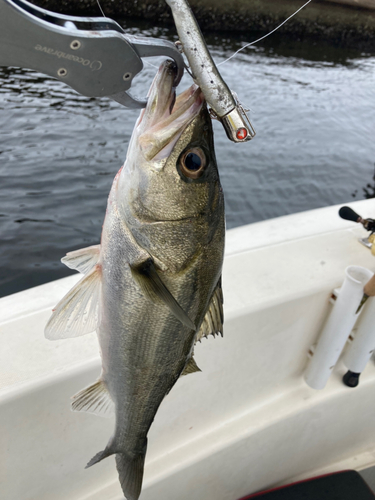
[{"left": 45, "top": 60, "right": 225, "bottom": 500}]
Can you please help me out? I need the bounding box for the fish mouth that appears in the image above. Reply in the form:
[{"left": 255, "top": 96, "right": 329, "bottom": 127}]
[{"left": 137, "top": 61, "right": 204, "bottom": 161}]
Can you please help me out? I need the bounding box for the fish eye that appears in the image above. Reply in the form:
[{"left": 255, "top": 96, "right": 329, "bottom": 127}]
[{"left": 179, "top": 148, "right": 206, "bottom": 179}]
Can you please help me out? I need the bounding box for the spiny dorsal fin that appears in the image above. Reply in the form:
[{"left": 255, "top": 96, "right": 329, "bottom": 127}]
[
  {"left": 181, "top": 356, "right": 201, "bottom": 376},
  {"left": 45, "top": 265, "right": 101, "bottom": 340},
  {"left": 62, "top": 244, "right": 100, "bottom": 275},
  {"left": 71, "top": 379, "right": 114, "bottom": 418},
  {"left": 196, "top": 279, "right": 224, "bottom": 343},
  {"left": 130, "top": 258, "right": 195, "bottom": 330}
]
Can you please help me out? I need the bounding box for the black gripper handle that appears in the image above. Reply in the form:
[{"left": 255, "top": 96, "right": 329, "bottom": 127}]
[{"left": 339, "top": 206, "right": 361, "bottom": 223}]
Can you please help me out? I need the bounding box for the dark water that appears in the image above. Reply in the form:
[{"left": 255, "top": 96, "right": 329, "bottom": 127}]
[{"left": 1, "top": 24, "right": 375, "bottom": 297}]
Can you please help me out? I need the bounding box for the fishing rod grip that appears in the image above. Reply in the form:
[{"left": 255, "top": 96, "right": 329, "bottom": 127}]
[{"left": 339, "top": 206, "right": 361, "bottom": 223}]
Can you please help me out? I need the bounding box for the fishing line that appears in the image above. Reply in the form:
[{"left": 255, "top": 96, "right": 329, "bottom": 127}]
[
  {"left": 96, "top": 0, "right": 106, "bottom": 17},
  {"left": 217, "top": 0, "right": 313, "bottom": 67},
  {"left": 144, "top": 60, "right": 159, "bottom": 69},
  {"left": 184, "top": 64, "right": 194, "bottom": 79}
]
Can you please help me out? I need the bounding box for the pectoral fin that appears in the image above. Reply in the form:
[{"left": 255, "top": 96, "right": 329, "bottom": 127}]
[
  {"left": 130, "top": 258, "right": 195, "bottom": 330},
  {"left": 196, "top": 278, "right": 224, "bottom": 343}
]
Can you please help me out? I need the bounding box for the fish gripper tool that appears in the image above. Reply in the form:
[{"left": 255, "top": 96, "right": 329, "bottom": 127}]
[{"left": 0, "top": 0, "right": 184, "bottom": 108}]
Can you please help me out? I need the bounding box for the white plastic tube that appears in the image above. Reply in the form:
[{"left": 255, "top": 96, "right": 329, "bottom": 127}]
[
  {"left": 304, "top": 266, "right": 373, "bottom": 390},
  {"left": 343, "top": 295, "right": 375, "bottom": 373}
]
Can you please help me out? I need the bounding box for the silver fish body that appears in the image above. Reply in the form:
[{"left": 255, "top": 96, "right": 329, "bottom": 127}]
[{"left": 45, "top": 61, "right": 225, "bottom": 500}]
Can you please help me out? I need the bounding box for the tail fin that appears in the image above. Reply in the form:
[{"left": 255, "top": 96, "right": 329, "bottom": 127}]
[{"left": 116, "top": 440, "right": 147, "bottom": 500}]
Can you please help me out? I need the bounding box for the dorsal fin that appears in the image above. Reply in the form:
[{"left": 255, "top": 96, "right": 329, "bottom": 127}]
[
  {"left": 196, "top": 279, "right": 223, "bottom": 343},
  {"left": 61, "top": 244, "right": 100, "bottom": 275}
]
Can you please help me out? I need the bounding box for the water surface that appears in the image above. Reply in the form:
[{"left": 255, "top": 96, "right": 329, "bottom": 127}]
[{"left": 0, "top": 24, "right": 374, "bottom": 296}]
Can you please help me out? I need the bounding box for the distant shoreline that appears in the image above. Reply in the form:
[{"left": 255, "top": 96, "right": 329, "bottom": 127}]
[{"left": 30, "top": 0, "right": 375, "bottom": 50}]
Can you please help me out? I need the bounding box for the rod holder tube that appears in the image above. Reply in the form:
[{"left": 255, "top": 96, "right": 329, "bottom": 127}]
[
  {"left": 304, "top": 266, "right": 373, "bottom": 390},
  {"left": 343, "top": 295, "right": 375, "bottom": 373}
]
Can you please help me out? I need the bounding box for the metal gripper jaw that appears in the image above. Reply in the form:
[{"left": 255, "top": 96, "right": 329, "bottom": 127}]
[{"left": 0, "top": 0, "right": 184, "bottom": 108}]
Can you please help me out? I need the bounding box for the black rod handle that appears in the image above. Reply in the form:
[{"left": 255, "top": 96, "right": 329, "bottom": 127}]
[{"left": 339, "top": 206, "right": 361, "bottom": 223}]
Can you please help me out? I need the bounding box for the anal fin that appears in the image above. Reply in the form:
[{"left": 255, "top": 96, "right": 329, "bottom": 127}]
[{"left": 71, "top": 379, "right": 114, "bottom": 418}]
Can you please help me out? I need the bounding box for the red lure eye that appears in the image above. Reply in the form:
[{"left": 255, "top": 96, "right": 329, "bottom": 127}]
[{"left": 236, "top": 128, "right": 248, "bottom": 140}]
